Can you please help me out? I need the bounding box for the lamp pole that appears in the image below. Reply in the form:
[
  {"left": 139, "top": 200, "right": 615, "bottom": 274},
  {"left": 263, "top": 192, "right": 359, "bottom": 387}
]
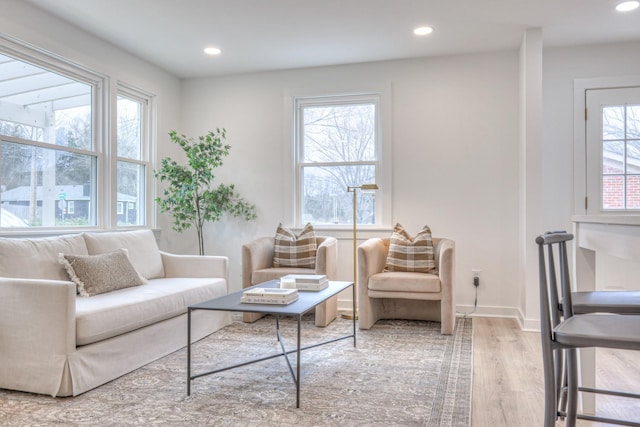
[{"left": 342, "top": 183, "right": 378, "bottom": 320}]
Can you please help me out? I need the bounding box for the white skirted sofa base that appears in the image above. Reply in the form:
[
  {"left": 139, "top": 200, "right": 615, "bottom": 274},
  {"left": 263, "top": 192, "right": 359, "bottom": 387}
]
[{"left": 0, "top": 229, "right": 231, "bottom": 397}]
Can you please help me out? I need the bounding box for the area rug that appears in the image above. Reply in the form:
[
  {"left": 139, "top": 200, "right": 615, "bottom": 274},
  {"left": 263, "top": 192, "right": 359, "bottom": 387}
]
[{"left": 0, "top": 315, "right": 473, "bottom": 426}]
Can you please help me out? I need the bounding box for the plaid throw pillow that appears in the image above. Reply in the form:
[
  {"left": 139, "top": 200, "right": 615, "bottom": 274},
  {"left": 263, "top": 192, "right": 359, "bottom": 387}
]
[
  {"left": 385, "top": 223, "right": 436, "bottom": 273},
  {"left": 273, "top": 223, "right": 317, "bottom": 268}
]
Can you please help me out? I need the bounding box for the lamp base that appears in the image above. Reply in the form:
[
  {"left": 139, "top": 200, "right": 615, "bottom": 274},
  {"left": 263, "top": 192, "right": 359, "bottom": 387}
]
[{"left": 341, "top": 311, "right": 358, "bottom": 320}]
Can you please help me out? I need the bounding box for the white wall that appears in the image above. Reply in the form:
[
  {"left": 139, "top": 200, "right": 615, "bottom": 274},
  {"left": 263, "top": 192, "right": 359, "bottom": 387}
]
[
  {"left": 518, "top": 29, "right": 544, "bottom": 330},
  {"left": 181, "top": 52, "right": 522, "bottom": 314}
]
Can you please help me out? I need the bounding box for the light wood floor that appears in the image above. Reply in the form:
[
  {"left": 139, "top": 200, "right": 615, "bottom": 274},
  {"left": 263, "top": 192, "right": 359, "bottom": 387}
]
[{"left": 471, "top": 317, "right": 640, "bottom": 426}]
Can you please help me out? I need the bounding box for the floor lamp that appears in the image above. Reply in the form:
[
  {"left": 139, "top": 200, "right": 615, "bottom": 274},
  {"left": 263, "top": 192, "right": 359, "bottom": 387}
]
[{"left": 342, "top": 183, "right": 378, "bottom": 320}]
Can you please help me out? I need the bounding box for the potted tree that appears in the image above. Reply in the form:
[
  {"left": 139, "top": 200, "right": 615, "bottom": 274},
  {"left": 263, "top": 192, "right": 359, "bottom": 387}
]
[{"left": 154, "top": 129, "right": 256, "bottom": 255}]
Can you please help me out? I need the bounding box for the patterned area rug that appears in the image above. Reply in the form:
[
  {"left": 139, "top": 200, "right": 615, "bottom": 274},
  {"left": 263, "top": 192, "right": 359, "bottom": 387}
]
[{"left": 0, "top": 315, "right": 473, "bottom": 426}]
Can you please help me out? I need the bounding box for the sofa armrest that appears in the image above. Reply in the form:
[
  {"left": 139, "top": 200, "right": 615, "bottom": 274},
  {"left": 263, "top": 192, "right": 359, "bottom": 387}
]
[
  {"left": 0, "top": 277, "right": 76, "bottom": 396},
  {"left": 160, "top": 252, "right": 229, "bottom": 281},
  {"left": 241, "top": 236, "right": 275, "bottom": 288},
  {"left": 315, "top": 236, "right": 338, "bottom": 280}
]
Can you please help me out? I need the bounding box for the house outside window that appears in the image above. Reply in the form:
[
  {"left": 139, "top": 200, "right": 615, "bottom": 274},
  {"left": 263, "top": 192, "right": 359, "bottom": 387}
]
[{"left": 294, "top": 94, "right": 382, "bottom": 227}]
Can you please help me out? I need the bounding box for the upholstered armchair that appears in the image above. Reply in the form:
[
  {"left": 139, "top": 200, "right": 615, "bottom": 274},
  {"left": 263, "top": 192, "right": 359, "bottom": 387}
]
[
  {"left": 241, "top": 236, "right": 338, "bottom": 327},
  {"left": 357, "top": 237, "right": 455, "bottom": 334}
]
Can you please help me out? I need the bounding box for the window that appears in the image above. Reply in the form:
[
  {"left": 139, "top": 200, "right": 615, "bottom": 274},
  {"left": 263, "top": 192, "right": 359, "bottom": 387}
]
[
  {"left": 116, "top": 89, "right": 151, "bottom": 226},
  {"left": 0, "top": 51, "right": 98, "bottom": 228},
  {"left": 294, "top": 94, "right": 381, "bottom": 227},
  {"left": 0, "top": 40, "right": 154, "bottom": 230},
  {"left": 584, "top": 85, "right": 640, "bottom": 214},
  {"left": 601, "top": 103, "right": 640, "bottom": 210}
]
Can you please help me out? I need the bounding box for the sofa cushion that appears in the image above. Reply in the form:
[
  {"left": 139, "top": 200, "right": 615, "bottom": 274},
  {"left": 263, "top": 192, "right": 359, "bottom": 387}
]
[
  {"left": 75, "top": 277, "right": 227, "bottom": 345},
  {"left": 83, "top": 229, "right": 164, "bottom": 279},
  {"left": 0, "top": 234, "right": 88, "bottom": 280},
  {"left": 60, "top": 249, "right": 146, "bottom": 297},
  {"left": 273, "top": 223, "right": 317, "bottom": 268},
  {"left": 385, "top": 223, "right": 436, "bottom": 273},
  {"left": 368, "top": 271, "right": 441, "bottom": 293}
]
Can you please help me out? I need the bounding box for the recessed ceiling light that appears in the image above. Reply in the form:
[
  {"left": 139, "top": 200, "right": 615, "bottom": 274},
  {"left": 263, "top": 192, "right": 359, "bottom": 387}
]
[
  {"left": 616, "top": 1, "right": 639, "bottom": 12},
  {"left": 413, "top": 26, "right": 434, "bottom": 36},
  {"left": 204, "top": 47, "right": 222, "bottom": 55}
]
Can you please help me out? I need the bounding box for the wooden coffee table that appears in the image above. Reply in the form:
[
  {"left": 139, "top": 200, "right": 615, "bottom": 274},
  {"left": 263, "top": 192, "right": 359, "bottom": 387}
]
[{"left": 187, "top": 280, "right": 355, "bottom": 408}]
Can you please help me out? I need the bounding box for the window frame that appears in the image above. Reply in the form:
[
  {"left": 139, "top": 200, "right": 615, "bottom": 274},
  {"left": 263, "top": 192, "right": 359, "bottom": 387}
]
[
  {"left": 0, "top": 34, "right": 155, "bottom": 233},
  {"left": 574, "top": 76, "right": 640, "bottom": 217},
  {"left": 285, "top": 90, "right": 392, "bottom": 232},
  {"left": 113, "top": 84, "right": 155, "bottom": 228}
]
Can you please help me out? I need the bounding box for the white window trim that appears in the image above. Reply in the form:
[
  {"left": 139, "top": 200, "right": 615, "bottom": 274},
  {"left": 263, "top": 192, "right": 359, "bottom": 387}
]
[
  {"left": 574, "top": 76, "right": 640, "bottom": 218},
  {"left": 283, "top": 86, "right": 393, "bottom": 234}
]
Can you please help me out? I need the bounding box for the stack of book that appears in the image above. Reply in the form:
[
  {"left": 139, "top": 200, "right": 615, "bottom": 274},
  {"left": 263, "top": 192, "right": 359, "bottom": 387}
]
[
  {"left": 240, "top": 287, "right": 299, "bottom": 305},
  {"left": 281, "top": 274, "right": 329, "bottom": 291}
]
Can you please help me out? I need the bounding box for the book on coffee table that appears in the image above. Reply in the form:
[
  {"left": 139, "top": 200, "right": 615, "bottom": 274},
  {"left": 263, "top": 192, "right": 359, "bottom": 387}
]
[
  {"left": 241, "top": 287, "right": 299, "bottom": 305},
  {"left": 281, "top": 274, "right": 329, "bottom": 291}
]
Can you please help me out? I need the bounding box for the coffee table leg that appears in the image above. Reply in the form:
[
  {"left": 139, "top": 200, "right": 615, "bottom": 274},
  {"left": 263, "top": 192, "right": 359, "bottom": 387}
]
[
  {"left": 296, "top": 314, "right": 301, "bottom": 408},
  {"left": 187, "top": 308, "right": 192, "bottom": 396}
]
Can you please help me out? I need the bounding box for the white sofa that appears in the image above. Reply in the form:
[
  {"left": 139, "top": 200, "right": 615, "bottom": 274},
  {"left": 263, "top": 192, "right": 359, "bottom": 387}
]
[{"left": 0, "top": 229, "right": 231, "bottom": 397}]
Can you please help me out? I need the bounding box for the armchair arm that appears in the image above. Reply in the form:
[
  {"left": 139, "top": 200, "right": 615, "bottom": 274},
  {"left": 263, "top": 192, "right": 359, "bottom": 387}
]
[
  {"left": 315, "top": 236, "right": 338, "bottom": 280},
  {"left": 434, "top": 238, "right": 455, "bottom": 286},
  {"left": 0, "top": 277, "right": 76, "bottom": 396},
  {"left": 434, "top": 238, "right": 456, "bottom": 331},
  {"left": 241, "top": 236, "right": 275, "bottom": 288},
  {"left": 357, "top": 238, "right": 387, "bottom": 299},
  {"left": 160, "top": 252, "right": 229, "bottom": 281}
]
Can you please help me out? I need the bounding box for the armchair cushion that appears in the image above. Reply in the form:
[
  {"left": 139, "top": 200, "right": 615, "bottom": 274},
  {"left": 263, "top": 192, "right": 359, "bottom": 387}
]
[
  {"left": 369, "top": 271, "right": 441, "bottom": 293},
  {"left": 385, "top": 223, "right": 435, "bottom": 273},
  {"left": 273, "top": 223, "right": 317, "bottom": 268},
  {"left": 60, "top": 249, "right": 146, "bottom": 297}
]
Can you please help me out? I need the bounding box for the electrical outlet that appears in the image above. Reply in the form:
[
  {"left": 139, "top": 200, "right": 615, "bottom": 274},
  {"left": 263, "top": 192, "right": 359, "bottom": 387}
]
[{"left": 472, "top": 269, "right": 481, "bottom": 287}]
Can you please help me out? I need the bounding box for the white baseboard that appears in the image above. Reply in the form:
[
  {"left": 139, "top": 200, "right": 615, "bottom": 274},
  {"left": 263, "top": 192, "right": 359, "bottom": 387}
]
[{"left": 337, "top": 298, "right": 535, "bottom": 329}]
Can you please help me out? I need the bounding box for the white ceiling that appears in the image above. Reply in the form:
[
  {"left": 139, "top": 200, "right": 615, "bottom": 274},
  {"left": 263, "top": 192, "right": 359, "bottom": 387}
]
[{"left": 24, "top": 0, "right": 640, "bottom": 79}]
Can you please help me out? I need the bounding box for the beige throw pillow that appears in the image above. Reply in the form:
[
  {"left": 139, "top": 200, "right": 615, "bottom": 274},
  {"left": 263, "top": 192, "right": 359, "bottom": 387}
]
[
  {"left": 385, "top": 223, "right": 436, "bottom": 273},
  {"left": 60, "top": 249, "right": 146, "bottom": 297},
  {"left": 273, "top": 223, "right": 317, "bottom": 268}
]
